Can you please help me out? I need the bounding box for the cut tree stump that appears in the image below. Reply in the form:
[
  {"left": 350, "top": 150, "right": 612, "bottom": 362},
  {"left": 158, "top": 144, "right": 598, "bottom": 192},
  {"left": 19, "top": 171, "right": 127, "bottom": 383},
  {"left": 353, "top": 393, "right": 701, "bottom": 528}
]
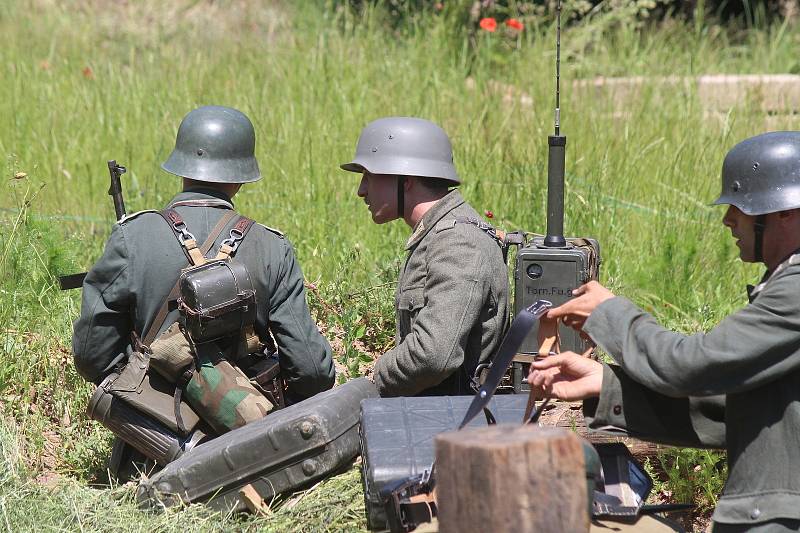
[{"left": 435, "top": 425, "right": 589, "bottom": 533}]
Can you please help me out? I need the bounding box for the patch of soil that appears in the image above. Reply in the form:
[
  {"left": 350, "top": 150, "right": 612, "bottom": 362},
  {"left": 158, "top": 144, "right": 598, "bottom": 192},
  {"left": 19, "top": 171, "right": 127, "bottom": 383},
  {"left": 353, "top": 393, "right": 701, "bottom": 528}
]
[{"left": 34, "top": 430, "right": 65, "bottom": 487}]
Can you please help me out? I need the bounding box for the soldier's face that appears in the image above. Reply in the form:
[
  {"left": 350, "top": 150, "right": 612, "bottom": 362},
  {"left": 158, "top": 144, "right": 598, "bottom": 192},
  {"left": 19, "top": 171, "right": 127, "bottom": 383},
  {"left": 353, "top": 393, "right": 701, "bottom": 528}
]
[
  {"left": 357, "top": 171, "right": 397, "bottom": 224},
  {"left": 723, "top": 205, "right": 757, "bottom": 262}
]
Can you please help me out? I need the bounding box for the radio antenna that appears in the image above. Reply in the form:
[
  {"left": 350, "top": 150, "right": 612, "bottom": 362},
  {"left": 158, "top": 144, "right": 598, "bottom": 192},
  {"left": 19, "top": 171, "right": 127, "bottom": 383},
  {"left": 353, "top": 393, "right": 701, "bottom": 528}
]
[
  {"left": 544, "top": 0, "right": 567, "bottom": 248},
  {"left": 554, "top": 0, "right": 562, "bottom": 137}
]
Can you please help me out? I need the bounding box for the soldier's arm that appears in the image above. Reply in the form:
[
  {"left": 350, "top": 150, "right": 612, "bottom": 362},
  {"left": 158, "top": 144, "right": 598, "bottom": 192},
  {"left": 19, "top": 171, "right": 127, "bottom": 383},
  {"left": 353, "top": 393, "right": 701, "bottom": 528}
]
[
  {"left": 584, "top": 364, "right": 726, "bottom": 448},
  {"left": 267, "top": 238, "right": 335, "bottom": 400},
  {"left": 72, "top": 225, "right": 133, "bottom": 383},
  {"left": 373, "top": 225, "right": 492, "bottom": 396},
  {"left": 584, "top": 266, "right": 800, "bottom": 397}
]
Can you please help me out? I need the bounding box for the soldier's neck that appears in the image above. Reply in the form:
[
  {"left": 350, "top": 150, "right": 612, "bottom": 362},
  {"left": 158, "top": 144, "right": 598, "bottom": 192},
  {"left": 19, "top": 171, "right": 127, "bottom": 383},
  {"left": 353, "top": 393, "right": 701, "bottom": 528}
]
[
  {"left": 182, "top": 178, "right": 241, "bottom": 200},
  {"left": 404, "top": 185, "right": 449, "bottom": 228},
  {"left": 407, "top": 197, "right": 444, "bottom": 228}
]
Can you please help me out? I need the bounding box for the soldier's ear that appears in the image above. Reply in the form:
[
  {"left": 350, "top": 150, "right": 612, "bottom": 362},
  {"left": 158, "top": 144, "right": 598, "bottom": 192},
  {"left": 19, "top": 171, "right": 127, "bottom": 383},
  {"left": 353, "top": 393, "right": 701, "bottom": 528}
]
[{"left": 772, "top": 209, "right": 800, "bottom": 234}]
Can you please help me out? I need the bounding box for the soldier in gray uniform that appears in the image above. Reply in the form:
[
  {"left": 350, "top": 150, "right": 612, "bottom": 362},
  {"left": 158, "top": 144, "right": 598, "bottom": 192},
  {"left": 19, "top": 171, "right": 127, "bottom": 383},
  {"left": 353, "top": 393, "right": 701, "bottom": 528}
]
[
  {"left": 341, "top": 117, "right": 509, "bottom": 397},
  {"left": 73, "top": 106, "right": 335, "bottom": 403},
  {"left": 528, "top": 131, "right": 800, "bottom": 532}
]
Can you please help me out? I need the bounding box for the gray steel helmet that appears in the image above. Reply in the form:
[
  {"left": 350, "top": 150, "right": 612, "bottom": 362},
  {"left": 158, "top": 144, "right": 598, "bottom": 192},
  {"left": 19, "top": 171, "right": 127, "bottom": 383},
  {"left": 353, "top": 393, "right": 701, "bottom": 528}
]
[
  {"left": 713, "top": 131, "right": 800, "bottom": 215},
  {"left": 340, "top": 117, "right": 461, "bottom": 185},
  {"left": 162, "top": 106, "right": 261, "bottom": 184}
]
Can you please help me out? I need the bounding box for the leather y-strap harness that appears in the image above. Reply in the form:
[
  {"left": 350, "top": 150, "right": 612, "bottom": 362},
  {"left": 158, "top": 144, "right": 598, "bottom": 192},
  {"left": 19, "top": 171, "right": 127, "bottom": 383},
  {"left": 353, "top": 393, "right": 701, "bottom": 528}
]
[
  {"left": 159, "top": 208, "right": 255, "bottom": 267},
  {"left": 139, "top": 208, "right": 254, "bottom": 348}
]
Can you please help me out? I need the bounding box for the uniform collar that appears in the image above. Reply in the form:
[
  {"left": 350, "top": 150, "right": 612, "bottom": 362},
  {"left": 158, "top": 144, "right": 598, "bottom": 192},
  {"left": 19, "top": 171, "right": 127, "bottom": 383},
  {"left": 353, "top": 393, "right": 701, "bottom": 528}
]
[
  {"left": 747, "top": 247, "right": 800, "bottom": 301},
  {"left": 405, "top": 189, "right": 464, "bottom": 250},
  {"left": 167, "top": 188, "right": 235, "bottom": 209}
]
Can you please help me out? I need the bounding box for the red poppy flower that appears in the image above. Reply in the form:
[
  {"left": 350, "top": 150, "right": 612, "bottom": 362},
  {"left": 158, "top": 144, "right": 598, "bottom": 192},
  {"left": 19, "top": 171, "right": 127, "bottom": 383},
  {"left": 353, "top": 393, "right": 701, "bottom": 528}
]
[
  {"left": 484, "top": 210, "right": 494, "bottom": 219},
  {"left": 479, "top": 17, "right": 497, "bottom": 32},
  {"left": 82, "top": 66, "right": 94, "bottom": 79},
  {"left": 506, "top": 18, "right": 524, "bottom": 31}
]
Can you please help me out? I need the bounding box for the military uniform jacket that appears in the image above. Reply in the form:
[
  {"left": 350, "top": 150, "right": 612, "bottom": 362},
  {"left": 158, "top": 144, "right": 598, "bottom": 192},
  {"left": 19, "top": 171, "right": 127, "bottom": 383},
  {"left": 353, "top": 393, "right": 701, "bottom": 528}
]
[
  {"left": 582, "top": 252, "right": 800, "bottom": 527},
  {"left": 72, "top": 189, "right": 335, "bottom": 400},
  {"left": 373, "top": 189, "right": 509, "bottom": 397}
]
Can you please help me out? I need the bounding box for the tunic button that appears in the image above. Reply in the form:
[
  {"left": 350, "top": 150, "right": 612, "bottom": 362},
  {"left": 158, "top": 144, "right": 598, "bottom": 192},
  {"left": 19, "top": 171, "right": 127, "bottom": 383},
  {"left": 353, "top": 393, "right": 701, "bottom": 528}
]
[
  {"left": 613, "top": 405, "right": 622, "bottom": 415},
  {"left": 750, "top": 508, "right": 761, "bottom": 520}
]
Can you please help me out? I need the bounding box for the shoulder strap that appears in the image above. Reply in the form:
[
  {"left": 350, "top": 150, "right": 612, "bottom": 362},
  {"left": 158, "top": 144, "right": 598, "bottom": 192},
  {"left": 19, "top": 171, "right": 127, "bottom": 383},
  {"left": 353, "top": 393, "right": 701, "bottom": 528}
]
[
  {"left": 142, "top": 210, "right": 238, "bottom": 346},
  {"left": 213, "top": 216, "right": 255, "bottom": 261},
  {"left": 453, "top": 216, "right": 505, "bottom": 246},
  {"left": 159, "top": 208, "right": 207, "bottom": 266}
]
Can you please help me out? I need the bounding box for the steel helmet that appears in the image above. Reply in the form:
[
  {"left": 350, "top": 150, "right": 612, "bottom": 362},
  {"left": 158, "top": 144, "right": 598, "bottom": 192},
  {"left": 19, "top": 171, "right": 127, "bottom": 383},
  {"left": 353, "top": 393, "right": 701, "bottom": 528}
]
[
  {"left": 340, "top": 117, "right": 461, "bottom": 185},
  {"left": 162, "top": 106, "right": 261, "bottom": 184},
  {"left": 714, "top": 131, "right": 800, "bottom": 215},
  {"left": 714, "top": 131, "right": 800, "bottom": 262}
]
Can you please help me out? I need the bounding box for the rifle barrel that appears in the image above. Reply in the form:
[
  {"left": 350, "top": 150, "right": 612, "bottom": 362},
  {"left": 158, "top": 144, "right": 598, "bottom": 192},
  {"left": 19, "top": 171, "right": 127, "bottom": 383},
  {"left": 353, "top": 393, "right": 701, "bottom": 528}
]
[{"left": 59, "top": 159, "right": 128, "bottom": 290}]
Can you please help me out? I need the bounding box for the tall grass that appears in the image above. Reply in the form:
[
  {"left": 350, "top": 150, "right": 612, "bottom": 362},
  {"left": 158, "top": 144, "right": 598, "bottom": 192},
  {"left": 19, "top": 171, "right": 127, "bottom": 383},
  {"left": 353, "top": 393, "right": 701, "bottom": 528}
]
[{"left": 1, "top": 0, "right": 798, "bottom": 529}]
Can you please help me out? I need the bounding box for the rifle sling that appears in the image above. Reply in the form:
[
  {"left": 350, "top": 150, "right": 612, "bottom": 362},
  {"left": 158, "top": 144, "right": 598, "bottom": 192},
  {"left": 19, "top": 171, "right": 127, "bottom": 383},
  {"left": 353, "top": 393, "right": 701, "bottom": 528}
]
[{"left": 142, "top": 209, "right": 238, "bottom": 346}]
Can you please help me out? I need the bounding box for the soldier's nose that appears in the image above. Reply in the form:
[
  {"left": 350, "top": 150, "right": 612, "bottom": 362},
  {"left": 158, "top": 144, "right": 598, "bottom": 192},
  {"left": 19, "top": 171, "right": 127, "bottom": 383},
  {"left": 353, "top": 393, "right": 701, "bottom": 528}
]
[{"left": 357, "top": 175, "right": 368, "bottom": 198}]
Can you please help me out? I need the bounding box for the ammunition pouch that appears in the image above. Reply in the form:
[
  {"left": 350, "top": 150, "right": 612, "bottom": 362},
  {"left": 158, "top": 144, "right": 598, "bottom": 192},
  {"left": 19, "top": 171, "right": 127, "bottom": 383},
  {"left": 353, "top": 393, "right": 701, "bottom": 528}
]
[{"left": 241, "top": 354, "right": 286, "bottom": 409}]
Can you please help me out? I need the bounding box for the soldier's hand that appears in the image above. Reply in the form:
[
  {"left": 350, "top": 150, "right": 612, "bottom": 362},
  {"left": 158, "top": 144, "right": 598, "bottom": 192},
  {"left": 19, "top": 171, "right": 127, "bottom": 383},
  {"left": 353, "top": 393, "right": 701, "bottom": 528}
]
[
  {"left": 546, "top": 281, "right": 615, "bottom": 330},
  {"left": 527, "top": 352, "right": 603, "bottom": 401}
]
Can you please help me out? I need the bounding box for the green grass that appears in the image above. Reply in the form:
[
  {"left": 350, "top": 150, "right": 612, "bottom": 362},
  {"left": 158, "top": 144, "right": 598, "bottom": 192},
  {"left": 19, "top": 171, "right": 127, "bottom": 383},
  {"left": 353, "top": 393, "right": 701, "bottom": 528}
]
[{"left": 1, "top": 0, "right": 797, "bottom": 530}]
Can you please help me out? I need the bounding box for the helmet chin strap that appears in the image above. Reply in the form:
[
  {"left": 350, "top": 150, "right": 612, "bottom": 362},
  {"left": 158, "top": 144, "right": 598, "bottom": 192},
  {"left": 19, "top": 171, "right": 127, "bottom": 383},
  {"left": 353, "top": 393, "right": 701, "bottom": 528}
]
[
  {"left": 753, "top": 214, "right": 767, "bottom": 263},
  {"left": 397, "top": 175, "right": 406, "bottom": 222}
]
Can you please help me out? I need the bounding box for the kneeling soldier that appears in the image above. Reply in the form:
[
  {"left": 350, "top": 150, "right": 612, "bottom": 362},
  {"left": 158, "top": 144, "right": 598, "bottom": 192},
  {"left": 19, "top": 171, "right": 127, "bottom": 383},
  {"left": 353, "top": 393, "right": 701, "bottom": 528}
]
[
  {"left": 529, "top": 131, "right": 800, "bottom": 532},
  {"left": 341, "top": 117, "right": 509, "bottom": 397},
  {"left": 73, "top": 106, "right": 335, "bottom": 475}
]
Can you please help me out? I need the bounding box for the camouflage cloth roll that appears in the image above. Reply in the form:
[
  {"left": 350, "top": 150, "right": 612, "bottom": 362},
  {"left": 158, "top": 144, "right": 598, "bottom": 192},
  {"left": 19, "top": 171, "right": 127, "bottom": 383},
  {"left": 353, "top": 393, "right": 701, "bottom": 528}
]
[{"left": 184, "top": 344, "right": 273, "bottom": 434}]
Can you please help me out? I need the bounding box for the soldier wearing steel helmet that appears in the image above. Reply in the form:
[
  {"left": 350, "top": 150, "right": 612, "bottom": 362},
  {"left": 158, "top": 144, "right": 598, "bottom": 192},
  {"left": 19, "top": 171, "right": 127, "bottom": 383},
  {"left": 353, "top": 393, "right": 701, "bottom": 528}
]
[
  {"left": 528, "top": 131, "right": 800, "bottom": 532},
  {"left": 73, "top": 105, "right": 334, "bottom": 411},
  {"left": 341, "top": 117, "right": 509, "bottom": 397}
]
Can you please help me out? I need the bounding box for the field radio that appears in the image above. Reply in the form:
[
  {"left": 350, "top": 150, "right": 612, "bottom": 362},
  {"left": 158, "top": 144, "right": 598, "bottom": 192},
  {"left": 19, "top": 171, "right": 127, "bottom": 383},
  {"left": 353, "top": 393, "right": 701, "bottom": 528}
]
[{"left": 508, "top": 6, "right": 601, "bottom": 393}]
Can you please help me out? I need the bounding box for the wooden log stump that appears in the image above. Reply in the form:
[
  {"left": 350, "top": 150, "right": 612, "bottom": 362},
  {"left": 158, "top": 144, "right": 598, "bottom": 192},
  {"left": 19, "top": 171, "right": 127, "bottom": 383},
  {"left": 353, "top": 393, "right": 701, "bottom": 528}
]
[{"left": 435, "top": 425, "right": 589, "bottom": 533}]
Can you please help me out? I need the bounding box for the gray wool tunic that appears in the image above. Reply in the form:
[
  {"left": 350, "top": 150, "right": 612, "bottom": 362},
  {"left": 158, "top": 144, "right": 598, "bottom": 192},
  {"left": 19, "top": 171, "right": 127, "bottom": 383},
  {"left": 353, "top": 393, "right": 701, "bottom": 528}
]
[
  {"left": 583, "top": 252, "right": 800, "bottom": 530},
  {"left": 373, "top": 189, "right": 509, "bottom": 397},
  {"left": 72, "top": 189, "right": 335, "bottom": 400}
]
